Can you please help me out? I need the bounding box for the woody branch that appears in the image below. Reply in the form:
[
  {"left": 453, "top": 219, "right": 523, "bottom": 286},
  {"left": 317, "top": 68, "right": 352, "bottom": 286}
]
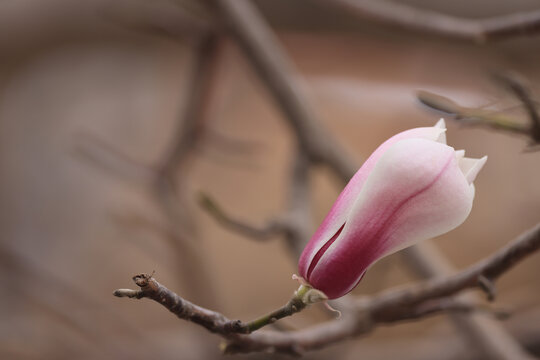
[{"left": 114, "top": 223, "right": 540, "bottom": 355}]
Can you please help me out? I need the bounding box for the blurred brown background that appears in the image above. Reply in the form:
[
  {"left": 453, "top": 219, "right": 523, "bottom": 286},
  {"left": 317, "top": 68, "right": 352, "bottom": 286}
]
[{"left": 1, "top": 0, "right": 540, "bottom": 359}]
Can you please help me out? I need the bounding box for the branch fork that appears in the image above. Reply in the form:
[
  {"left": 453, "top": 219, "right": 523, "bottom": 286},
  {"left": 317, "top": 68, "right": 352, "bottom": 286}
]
[{"left": 114, "top": 274, "right": 328, "bottom": 336}]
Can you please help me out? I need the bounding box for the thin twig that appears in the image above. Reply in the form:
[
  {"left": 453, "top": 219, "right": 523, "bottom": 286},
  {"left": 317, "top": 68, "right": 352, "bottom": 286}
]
[
  {"left": 114, "top": 274, "right": 324, "bottom": 335},
  {"left": 198, "top": 192, "right": 289, "bottom": 240},
  {"left": 198, "top": 149, "right": 312, "bottom": 257},
  {"left": 492, "top": 72, "right": 540, "bottom": 143},
  {"left": 418, "top": 85, "right": 540, "bottom": 148},
  {"left": 114, "top": 274, "right": 245, "bottom": 334},
  {"left": 417, "top": 90, "right": 530, "bottom": 135},
  {"left": 155, "top": 33, "right": 220, "bottom": 184}
]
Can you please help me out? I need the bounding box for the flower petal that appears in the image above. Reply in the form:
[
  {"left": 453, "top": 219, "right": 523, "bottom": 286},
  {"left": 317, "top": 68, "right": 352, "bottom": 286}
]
[
  {"left": 434, "top": 118, "right": 447, "bottom": 144},
  {"left": 459, "top": 156, "right": 488, "bottom": 184}
]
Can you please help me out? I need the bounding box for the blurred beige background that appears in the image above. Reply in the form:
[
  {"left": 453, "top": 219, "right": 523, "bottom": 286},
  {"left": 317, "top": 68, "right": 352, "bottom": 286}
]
[{"left": 1, "top": 1, "right": 540, "bottom": 359}]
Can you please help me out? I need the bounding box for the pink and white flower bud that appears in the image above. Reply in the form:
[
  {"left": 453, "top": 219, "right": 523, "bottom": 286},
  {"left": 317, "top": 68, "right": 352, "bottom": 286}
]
[{"left": 298, "top": 120, "right": 487, "bottom": 299}]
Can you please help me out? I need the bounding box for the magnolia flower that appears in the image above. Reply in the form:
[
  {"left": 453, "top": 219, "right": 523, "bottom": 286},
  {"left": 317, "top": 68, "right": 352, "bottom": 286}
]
[{"left": 298, "top": 119, "right": 487, "bottom": 299}]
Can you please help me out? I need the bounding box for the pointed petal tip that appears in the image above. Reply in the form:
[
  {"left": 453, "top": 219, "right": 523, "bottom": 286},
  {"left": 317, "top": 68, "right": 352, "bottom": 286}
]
[
  {"left": 435, "top": 118, "right": 446, "bottom": 129},
  {"left": 433, "top": 118, "right": 447, "bottom": 143},
  {"left": 436, "top": 128, "right": 447, "bottom": 144},
  {"left": 464, "top": 155, "right": 487, "bottom": 184}
]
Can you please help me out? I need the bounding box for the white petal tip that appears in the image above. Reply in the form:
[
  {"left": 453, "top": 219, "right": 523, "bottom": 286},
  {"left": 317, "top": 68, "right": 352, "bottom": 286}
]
[
  {"left": 462, "top": 156, "right": 488, "bottom": 184},
  {"left": 436, "top": 129, "right": 447, "bottom": 144},
  {"left": 454, "top": 150, "right": 465, "bottom": 159},
  {"left": 433, "top": 119, "right": 447, "bottom": 143},
  {"left": 435, "top": 118, "right": 446, "bottom": 129}
]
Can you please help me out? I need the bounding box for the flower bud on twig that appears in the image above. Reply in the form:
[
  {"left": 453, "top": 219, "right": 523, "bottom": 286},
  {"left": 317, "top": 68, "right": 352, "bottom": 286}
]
[{"left": 298, "top": 119, "right": 487, "bottom": 299}]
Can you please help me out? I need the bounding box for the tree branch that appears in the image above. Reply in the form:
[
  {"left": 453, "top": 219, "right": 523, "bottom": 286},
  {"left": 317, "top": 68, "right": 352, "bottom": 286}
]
[
  {"left": 114, "top": 223, "right": 540, "bottom": 355},
  {"left": 211, "top": 0, "right": 357, "bottom": 181},
  {"left": 76, "top": 34, "right": 224, "bottom": 306},
  {"left": 226, "top": 222, "right": 540, "bottom": 355},
  {"left": 417, "top": 90, "right": 530, "bottom": 135},
  {"left": 493, "top": 72, "right": 540, "bottom": 143},
  {"left": 418, "top": 74, "right": 540, "bottom": 148},
  {"left": 114, "top": 274, "right": 327, "bottom": 335},
  {"left": 155, "top": 33, "right": 221, "bottom": 184},
  {"left": 198, "top": 192, "right": 289, "bottom": 240},
  {"left": 199, "top": 149, "right": 312, "bottom": 257},
  {"left": 114, "top": 274, "right": 245, "bottom": 334},
  {"left": 400, "top": 241, "right": 534, "bottom": 360},
  {"left": 316, "top": 308, "right": 540, "bottom": 360},
  {"left": 369, "top": 223, "right": 540, "bottom": 316},
  {"left": 318, "top": 0, "right": 540, "bottom": 42},
  {"left": 280, "top": 149, "right": 314, "bottom": 257},
  {"left": 103, "top": 0, "right": 214, "bottom": 43}
]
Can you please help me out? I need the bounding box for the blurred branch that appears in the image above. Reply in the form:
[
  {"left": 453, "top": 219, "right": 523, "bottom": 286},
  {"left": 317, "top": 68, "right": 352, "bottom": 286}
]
[
  {"left": 114, "top": 223, "right": 540, "bottom": 355},
  {"left": 103, "top": 0, "right": 214, "bottom": 43},
  {"left": 194, "top": 129, "right": 264, "bottom": 169},
  {"left": 0, "top": 245, "right": 147, "bottom": 358},
  {"left": 209, "top": 0, "right": 347, "bottom": 264},
  {"left": 147, "top": 31, "right": 221, "bottom": 301},
  {"left": 75, "top": 131, "right": 156, "bottom": 186},
  {"left": 493, "top": 72, "right": 540, "bottom": 142},
  {"left": 198, "top": 192, "right": 289, "bottom": 240},
  {"left": 211, "top": 0, "right": 357, "bottom": 181},
  {"left": 281, "top": 149, "right": 313, "bottom": 256},
  {"left": 155, "top": 33, "right": 220, "bottom": 184},
  {"left": 203, "top": 127, "right": 264, "bottom": 155},
  {"left": 318, "top": 0, "right": 540, "bottom": 42},
  {"left": 199, "top": 149, "right": 312, "bottom": 257},
  {"left": 418, "top": 72, "right": 540, "bottom": 147},
  {"left": 402, "top": 242, "right": 533, "bottom": 360},
  {"left": 417, "top": 90, "right": 530, "bottom": 134},
  {"left": 371, "top": 223, "right": 540, "bottom": 316},
  {"left": 77, "top": 34, "right": 223, "bottom": 305},
  {"left": 341, "top": 308, "right": 540, "bottom": 360}
]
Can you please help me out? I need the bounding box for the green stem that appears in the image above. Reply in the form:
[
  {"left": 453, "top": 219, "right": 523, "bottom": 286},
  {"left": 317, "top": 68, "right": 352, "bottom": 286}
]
[{"left": 243, "top": 284, "right": 313, "bottom": 333}]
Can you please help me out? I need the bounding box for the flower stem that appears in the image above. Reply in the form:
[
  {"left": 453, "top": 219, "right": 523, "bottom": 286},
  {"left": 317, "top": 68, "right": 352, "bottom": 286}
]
[{"left": 243, "top": 284, "right": 321, "bottom": 333}]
